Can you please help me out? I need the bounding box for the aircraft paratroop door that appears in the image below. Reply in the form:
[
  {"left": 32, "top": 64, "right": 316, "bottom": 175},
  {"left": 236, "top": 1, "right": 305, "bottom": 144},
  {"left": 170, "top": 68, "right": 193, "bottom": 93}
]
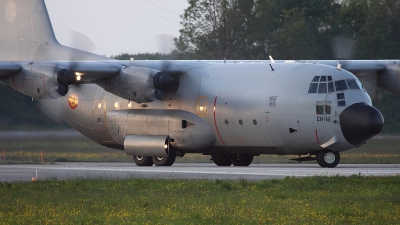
[{"left": 93, "top": 100, "right": 114, "bottom": 143}]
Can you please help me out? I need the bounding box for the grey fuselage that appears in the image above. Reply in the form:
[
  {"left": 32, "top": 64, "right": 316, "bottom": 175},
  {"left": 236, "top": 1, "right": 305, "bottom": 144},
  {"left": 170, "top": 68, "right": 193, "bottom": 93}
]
[{"left": 1, "top": 60, "right": 371, "bottom": 155}]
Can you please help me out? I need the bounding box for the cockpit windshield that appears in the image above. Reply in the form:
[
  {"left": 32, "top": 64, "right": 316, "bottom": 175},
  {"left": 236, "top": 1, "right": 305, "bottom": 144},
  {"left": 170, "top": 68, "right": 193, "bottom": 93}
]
[
  {"left": 346, "top": 79, "right": 360, "bottom": 89},
  {"left": 335, "top": 80, "right": 348, "bottom": 91},
  {"left": 309, "top": 76, "right": 361, "bottom": 94}
]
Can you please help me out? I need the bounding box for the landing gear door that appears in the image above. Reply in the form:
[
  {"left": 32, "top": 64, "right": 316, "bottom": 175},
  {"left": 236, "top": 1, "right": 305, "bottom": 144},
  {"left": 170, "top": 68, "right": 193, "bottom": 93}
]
[{"left": 93, "top": 100, "right": 114, "bottom": 143}]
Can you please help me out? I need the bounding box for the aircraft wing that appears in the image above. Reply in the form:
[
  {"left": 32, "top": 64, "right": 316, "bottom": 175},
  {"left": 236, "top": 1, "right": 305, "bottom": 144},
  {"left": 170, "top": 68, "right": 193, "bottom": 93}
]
[
  {"left": 50, "top": 61, "right": 122, "bottom": 82},
  {"left": 296, "top": 60, "right": 389, "bottom": 73},
  {"left": 0, "top": 62, "right": 21, "bottom": 76},
  {"left": 0, "top": 61, "right": 122, "bottom": 81}
]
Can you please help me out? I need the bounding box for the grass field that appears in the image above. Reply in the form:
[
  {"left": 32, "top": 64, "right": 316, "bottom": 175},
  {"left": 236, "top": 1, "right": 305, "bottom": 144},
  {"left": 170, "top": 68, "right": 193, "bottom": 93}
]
[
  {"left": 0, "top": 134, "right": 399, "bottom": 164},
  {"left": 0, "top": 176, "right": 399, "bottom": 224}
]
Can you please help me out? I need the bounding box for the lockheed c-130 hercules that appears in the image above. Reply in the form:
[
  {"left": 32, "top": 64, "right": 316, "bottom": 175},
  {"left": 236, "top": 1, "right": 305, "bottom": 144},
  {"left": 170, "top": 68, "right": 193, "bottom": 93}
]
[{"left": 0, "top": 0, "right": 389, "bottom": 168}]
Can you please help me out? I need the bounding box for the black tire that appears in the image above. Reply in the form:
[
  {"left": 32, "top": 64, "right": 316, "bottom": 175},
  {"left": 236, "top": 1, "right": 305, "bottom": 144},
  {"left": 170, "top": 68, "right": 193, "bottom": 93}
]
[
  {"left": 133, "top": 156, "right": 153, "bottom": 166},
  {"left": 317, "top": 150, "right": 340, "bottom": 168},
  {"left": 230, "top": 154, "right": 254, "bottom": 166},
  {"left": 211, "top": 154, "right": 232, "bottom": 166},
  {"left": 152, "top": 148, "right": 176, "bottom": 166}
]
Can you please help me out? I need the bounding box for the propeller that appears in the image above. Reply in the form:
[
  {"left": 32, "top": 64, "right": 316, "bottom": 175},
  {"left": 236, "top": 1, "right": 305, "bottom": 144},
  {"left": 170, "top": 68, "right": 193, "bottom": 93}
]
[{"left": 56, "top": 31, "right": 101, "bottom": 96}]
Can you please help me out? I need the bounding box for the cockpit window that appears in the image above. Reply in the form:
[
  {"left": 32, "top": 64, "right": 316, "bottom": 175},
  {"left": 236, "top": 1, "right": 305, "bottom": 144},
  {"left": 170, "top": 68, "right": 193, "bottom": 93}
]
[
  {"left": 335, "top": 80, "right": 348, "bottom": 91},
  {"left": 318, "top": 83, "right": 327, "bottom": 93},
  {"left": 346, "top": 79, "right": 360, "bottom": 89},
  {"left": 328, "top": 76, "right": 332, "bottom": 81},
  {"left": 308, "top": 83, "right": 318, "bottom": 93},
  {"left": 320, "top": 76, "right": 327, "bottom": 82},
  {"left": 312, "top": 76, "right": 320, "bottom": 82},
  {"left": 328, "top": 82, "right": 335, "bottom": 93}
]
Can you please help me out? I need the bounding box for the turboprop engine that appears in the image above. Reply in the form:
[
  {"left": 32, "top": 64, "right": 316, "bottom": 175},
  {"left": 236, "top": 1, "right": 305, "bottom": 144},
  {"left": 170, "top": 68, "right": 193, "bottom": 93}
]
[
  {"left": 377, "top": 61, "right": 400, "bottom": 94},
  {"left": 98, "top": 66, "right": 175, "bottom": 103},
  {"left": 20, "top": 63, "right": 76, "bottom": 99}
]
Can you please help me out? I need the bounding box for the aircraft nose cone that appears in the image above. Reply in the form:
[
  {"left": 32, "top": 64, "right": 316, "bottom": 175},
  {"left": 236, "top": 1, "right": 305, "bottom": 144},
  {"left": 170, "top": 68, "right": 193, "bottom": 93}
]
[{"left": 340, "top": 103, "right": 384, "bottom": 146}]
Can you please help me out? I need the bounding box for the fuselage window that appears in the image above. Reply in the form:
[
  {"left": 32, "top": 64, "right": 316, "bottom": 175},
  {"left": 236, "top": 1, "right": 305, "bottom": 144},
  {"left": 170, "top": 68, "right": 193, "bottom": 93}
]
[
  {"left": 346, "top": 79, "right": 360, "bottom": 89},
  {"left": 318, "top": 83, "right": 327, "bottom": 93},
  {"left": 316, "top": 101, "right": 331, "bottom": 115},
  {"left": 335, "top": 80, "right": 348, "bottom": 91},
  {"left": 328, "top": 82, "right": 335, "bottom": 93},
  {"left": 338, "top": 100, "right": 346, "bottom": 107},
  {"left": 337, "top": 93, "right": 345, "bottom": 100},
  {"left": 325, "top": 101, "right": 331, "bottom": 115},
  {"left": 312, "top": 76, "right": 320, "bottom": 82},
  {"left": 316, "top": 101, "right": 325, "bottom": 115},
  {"left": 308, "top": 83, "right": 319, "bottom": 93}
]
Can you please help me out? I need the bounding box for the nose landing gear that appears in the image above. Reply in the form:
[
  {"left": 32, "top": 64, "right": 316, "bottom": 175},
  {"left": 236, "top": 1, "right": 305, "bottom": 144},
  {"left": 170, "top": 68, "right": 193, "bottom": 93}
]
[{"left": 317, "top": 150, "right": 340, "bottom": 168}]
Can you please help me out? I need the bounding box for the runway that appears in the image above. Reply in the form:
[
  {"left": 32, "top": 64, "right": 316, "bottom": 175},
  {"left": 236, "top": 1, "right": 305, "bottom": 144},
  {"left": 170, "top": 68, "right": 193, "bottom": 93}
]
[{"left": 1, "top": 163, "right": 399, "bottom": 182}]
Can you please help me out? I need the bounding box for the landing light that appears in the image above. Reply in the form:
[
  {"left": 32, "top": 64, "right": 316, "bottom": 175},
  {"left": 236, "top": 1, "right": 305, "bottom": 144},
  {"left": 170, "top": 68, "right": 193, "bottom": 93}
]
[
  {"left": 76, "top": 75, "right": 82, "bottom": 81},
  {"left": 164, "top": 144, "right": 168, "bottom": 149}
]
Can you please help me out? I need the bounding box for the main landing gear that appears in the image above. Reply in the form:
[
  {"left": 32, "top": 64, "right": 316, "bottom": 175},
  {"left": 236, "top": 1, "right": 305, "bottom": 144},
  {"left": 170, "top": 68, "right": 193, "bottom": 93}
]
[
  {"left": 133, "top": 147, "right": 177, "bottom": 167},
  {"left": 316, "top": 150, "right": 340, "bottom": 168},
  {"left": 211, "top": 154, "right": 254, "bottom": 167}
]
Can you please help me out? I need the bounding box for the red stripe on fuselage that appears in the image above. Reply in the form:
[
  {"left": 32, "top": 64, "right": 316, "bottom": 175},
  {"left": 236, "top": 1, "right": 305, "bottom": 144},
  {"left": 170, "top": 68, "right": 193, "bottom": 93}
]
[
  {"left": 315, "top": 129, "right": 320, "bottom": 145},
  {"left": 213, "top": 95, "right": 225, "bottom": 145}
]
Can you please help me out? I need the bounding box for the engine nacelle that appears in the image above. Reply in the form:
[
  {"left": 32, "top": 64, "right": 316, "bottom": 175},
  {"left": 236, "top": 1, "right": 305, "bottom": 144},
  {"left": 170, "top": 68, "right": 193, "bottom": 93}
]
[
  {"left": 98, "top": 66, "right": 174, "bottom": 103},
  {"left": 21, "top": 63, "right": 76, "bottom": 98},
  {"left": 377, "top": 62, "right": 400, "bottom": 94}
]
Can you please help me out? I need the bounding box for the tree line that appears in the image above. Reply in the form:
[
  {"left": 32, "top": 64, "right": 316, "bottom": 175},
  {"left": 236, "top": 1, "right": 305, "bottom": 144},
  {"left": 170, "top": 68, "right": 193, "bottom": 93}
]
[{"left": 172, "top": 0, "right": 400, "bottom": 60}]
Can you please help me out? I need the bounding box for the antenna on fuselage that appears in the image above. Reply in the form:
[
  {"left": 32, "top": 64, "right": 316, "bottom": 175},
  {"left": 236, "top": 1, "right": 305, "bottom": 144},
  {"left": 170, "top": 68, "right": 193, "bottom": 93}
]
[{"left": 269, "top": 55, "right": 275, "bottom": 71}]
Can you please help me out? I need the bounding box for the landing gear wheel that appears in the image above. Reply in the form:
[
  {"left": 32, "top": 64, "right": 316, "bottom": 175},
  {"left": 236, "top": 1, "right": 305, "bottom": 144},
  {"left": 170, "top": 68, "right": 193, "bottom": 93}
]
[
  {"left": 317, "top": 150, "right": 340, "bottom": 168},
  {"left": 152, "top": 148, "right": 176, "bottom": 167},
  {"left": 230, "top": 154, "right": 254, "bottom": 166},
  {"left": 211, "top": 154, "right": 232, "bottom": 166},
  {"left": 133, "top": 156, "right": 154, "bottom": 166}
]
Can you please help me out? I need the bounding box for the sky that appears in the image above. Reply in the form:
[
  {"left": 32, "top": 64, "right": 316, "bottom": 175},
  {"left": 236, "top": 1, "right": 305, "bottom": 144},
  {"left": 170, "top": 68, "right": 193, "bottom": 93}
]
[{"left": 45, "top": 0, "right": 189, "bottom": 57}]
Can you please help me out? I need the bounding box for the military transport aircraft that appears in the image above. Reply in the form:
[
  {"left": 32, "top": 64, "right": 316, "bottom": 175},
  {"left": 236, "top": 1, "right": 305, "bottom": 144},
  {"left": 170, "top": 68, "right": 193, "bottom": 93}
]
[{"left": 0, "top": 0, "right": 387, "bottom": 168}]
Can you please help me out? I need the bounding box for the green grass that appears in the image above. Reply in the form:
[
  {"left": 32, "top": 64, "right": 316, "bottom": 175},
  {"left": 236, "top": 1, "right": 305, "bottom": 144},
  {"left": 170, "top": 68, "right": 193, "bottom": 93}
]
[
  {"left": 1, "top": 135, "right": 400, "bottom": 164},
  {"left": 0, "top": 176, "right": 399, "bottom": 224}
]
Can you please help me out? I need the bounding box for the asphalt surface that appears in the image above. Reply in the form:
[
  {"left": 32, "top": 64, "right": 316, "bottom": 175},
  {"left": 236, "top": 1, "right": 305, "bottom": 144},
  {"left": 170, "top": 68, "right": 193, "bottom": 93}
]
[{"left": 0, "top": 163, "right": 399, "bottom": 182}]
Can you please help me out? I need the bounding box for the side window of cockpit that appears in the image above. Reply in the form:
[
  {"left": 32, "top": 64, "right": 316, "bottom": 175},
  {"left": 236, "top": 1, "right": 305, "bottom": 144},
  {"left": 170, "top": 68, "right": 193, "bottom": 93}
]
[
  {"left": 337, "top": 93, "right": 346, "bottom": 107},
  {"left": 335, "top": 80, "right": 348, "bottom": 91},
  {"left": 346, "top": 79, "right": 360, "bottom": 89},
  {"left": 308, "top": 76, "right": 320, "bottom": 93},
  {"left": 328, "top": 82, "right": 335, "bottom": 93},
  {"left": 308, "top": 83, "right": 318, "bottom": 93}
]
